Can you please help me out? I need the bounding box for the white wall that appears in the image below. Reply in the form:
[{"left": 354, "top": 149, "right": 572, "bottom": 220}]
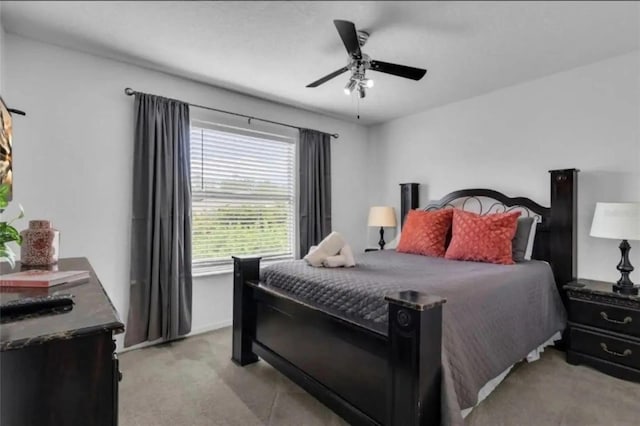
[
  {"left": 7, "top": 29, "right": 639, "bottom": 350},
  {"left": 6, "top": 34, "right": 370, "bottom": 349},
  {"left": 367, "top": 51, "right": 640, "bottom": 283}
]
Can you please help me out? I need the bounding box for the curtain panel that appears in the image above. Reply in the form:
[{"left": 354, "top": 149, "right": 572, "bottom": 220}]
[
  {"left": 125, "top": 93, "right": 193, "bottom": 347},
  {"left": 298, "top": 129, "right": 332, "bottom": 255}
]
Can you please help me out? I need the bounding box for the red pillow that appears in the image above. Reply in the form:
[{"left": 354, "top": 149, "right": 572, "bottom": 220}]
[
  {"left": 445, "top": 210, "right": 521, "bottom": 265},
  {"left": 397, "top": 209, "right": 453, "bottom": 257}
]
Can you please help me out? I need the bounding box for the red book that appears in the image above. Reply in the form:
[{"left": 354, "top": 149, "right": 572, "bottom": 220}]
[{"left": 0, "top": 270, "right": 90, "bottom": 288}]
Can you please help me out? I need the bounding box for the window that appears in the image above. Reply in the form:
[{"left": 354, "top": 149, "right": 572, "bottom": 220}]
[{"left": 190, "top": 121, "right": 296, "bottom": 275}]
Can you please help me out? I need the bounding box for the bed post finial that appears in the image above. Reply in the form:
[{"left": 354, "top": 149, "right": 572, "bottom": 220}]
[
  {"left": 549, "top": 169, "right": 579, "bottom": 287},
  {"left": 400, "top": 183, "right": 420, "bottom": 228}
]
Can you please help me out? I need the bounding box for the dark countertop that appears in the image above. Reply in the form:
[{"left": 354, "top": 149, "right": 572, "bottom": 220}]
[
  {"left": 564, "top": 278, "right": 640, "bottom": 303},
  {"left": 0, "top": 257, "right": 124, "bottom": 351}
]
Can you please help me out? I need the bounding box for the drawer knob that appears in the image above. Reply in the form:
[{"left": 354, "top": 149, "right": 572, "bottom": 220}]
[
  {"left": 600, "top": 343, "right": 632, "bottom": 358},
  {"left": 600, "top": 311, "right": 632, "bottom": 325}
]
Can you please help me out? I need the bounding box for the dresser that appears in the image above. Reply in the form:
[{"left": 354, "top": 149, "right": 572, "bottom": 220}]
[
  {"left": 0, "top": 258, "right": 124, "bottom": 426},
  {"left": 564, "top": 279, "right": 640, "bottom": 382}
]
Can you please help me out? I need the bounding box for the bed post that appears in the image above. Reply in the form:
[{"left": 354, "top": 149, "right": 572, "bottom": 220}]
[
  {"left": 400, "top": 183, "right": 420, "bottom": 228},
  {"left": 231, "top": 256, "right": 261, "bottom": 366},
  {"left": 549, "top": 169, "right": 579, "bottom": 288},
  {"left": 386, "top": 291, "right": 446, "bottom": 426}
]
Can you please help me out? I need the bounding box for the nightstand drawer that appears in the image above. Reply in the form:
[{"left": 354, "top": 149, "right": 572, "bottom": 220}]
[
  {"left": 570, "top": 328, "right": 640, "bottom": 370},
  {"left": 569, "top": 299, "right": 640, "bottom": 338}
]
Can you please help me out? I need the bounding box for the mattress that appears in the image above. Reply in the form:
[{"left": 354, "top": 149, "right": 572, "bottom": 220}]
[{"left": 261, "top": 250, "right": 567, "bottom": 426}]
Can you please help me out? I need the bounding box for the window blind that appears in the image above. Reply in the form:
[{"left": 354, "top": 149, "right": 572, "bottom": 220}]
[{"left": 190, "top": 123, "right": 296, "bottom": 274}]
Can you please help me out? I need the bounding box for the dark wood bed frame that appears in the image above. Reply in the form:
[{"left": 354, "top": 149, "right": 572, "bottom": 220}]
[{"left": 232, "top": 168, "right": 578, "bottom": 426}]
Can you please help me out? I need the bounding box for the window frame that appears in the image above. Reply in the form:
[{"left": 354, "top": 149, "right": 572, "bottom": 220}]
[{"left": 190, "top": 117, "right": 298, "bottom": 277}]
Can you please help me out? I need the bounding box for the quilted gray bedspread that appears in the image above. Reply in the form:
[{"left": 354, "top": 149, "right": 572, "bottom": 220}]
[{"left": 261, "top": 250, "right": 567, "bottom": 426}]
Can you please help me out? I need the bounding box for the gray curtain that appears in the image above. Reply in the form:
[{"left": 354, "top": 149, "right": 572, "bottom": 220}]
[
  {"left": 299, "top": 129, "right": 332, "bottom": 255},
  {"left": 124, "top": 93, "right": 193, "bottom": 347}
]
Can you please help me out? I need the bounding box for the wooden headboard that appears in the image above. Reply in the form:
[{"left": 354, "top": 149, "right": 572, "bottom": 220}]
[{"left": 399, "top": 169, "right": 579, "bottom": 291}]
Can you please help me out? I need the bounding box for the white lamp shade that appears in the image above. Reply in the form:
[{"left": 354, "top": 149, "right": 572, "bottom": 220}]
[
  {"left": 590, "top": 202, "right": 640, "bottom": 241},
  {"left": 368, "top": 206, "right": 397, "bottom": 227}
]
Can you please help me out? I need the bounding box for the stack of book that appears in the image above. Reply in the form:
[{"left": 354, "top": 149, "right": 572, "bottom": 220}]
[{"left": 0, "top": 270, "right": 90, "bottom": 288}]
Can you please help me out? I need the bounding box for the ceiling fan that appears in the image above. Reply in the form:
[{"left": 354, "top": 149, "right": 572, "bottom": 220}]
[{"left": 306, "top": 20, "right": 427, "bottom": 98}]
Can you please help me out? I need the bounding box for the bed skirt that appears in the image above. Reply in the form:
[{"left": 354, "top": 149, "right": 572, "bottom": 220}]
[{"left": 461, "top": 331, "right": 562, "bottom": 418}]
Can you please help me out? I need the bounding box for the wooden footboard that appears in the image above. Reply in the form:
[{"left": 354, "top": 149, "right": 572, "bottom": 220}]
[{"left": 231, "top": 256, "right": 445, "bottom": 426}]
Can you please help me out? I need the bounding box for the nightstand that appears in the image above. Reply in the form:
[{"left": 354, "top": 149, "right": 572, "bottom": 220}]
[
  {"left": 564, "top": 279, "right": 640, "bottom": 382},
  {"left": 364, "top": 248, "right": 380, "bottom": 253}
]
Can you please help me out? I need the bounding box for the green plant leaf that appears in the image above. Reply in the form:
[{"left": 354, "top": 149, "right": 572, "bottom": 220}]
[
  {"left": 0, "top": 222, "right": 21, "bottom": 245},
  {"left": 0, "top": 243, "right": 16, "bottom": 269},
  {"left": 0, "top": 185, "right": 24, "bottom": 244},
  {"left": 0, "top": 185, "right": 9, "bottom": 209}
]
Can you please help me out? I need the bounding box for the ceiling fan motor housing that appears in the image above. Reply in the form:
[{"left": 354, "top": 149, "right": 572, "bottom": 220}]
[{"left": 349, "top": 54, "right": 370, "bottom": 79}]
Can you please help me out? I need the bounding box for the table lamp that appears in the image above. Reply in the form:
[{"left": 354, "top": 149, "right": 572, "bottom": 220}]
[
  {"left": 368, "top": 206, "right": 397, "bottom": 250},
  {"left": 590, "top": 202, "right": 640, "bottom": 295}
]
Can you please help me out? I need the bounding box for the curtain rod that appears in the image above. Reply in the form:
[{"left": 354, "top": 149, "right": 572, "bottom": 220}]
[
  {"left": 124, "top": 88, "right": 339, "bottom": 139},
  {"left": 8, "top": 108, "right": 26, "bottom": 116}
]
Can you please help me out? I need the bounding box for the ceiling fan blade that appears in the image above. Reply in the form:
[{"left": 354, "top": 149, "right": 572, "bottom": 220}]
[
  {"left": 306, "top": 66, "right": 350, "bottom": 88},
  {"left": 370, "top": 60, "right": 427, "bottom": 80},
  {"left": 333, "top": 19, "right": 362, "bottom": 59}
]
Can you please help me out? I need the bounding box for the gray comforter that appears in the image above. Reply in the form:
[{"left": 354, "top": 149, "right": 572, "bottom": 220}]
[{"left": 261, "top": 250, "right": 567, "bottom": 426}]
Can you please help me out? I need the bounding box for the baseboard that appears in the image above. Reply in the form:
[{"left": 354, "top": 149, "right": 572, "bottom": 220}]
[
  {"left": 117, "top": 319, "right": 232, "bottom": 354},
  {"left": 188, "top": 319, "right": 233, "bottom": 336},
  {"left": 118, "top": 337, "right": 165, "bottom": 354}
]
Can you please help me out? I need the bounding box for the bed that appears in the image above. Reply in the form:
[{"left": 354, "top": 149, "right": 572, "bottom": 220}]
[{"left": 232, "top": 168, "right": 578, "bottom": 426}]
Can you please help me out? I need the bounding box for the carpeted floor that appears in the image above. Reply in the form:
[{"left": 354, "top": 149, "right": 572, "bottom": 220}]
[{"left": 119, "top": 327, "right": 639, "bottom": 426}]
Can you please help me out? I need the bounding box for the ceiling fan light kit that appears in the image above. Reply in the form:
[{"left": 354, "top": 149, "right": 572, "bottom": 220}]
[
  {"left": 306, "top": 19, "right": 427, "bottom": 101},
  {"left": 343, "top": 58, "right": 375, "bottom": 97},
  {"left": 344, "top": 78, "right": 358, "bottom": 95}
]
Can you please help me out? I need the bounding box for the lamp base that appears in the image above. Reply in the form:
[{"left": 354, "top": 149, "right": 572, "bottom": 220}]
[
  {"left": 612, "top": 283, "right": 638, "bottom": 296},
  {"left": 378, "top": 227, "right": 386, "bottom": 251},
  {"left": 612, "top": 240, "right": 637, "bottom": 296}
]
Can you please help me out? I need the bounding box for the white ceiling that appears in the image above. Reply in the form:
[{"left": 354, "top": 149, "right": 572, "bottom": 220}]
[{"left": 3, "top": 1, "right": 639, "bottom": 125}]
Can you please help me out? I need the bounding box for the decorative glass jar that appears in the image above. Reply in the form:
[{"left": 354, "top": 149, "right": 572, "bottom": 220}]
[{"left": 20, "top": 220, "right": 60, "bottom": 266}]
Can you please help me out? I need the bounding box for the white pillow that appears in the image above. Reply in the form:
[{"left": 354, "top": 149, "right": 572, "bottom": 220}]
[{"left": 340, "top": 244, "right": 356, "bottom": 266}]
